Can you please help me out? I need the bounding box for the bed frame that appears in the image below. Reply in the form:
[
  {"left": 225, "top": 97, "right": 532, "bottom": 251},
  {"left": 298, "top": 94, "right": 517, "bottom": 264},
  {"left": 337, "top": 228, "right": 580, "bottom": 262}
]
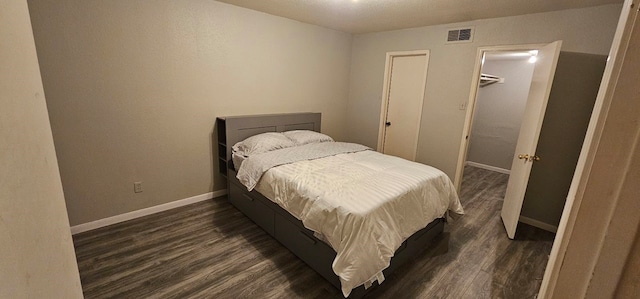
[{"left": 216, "top": 113, "right": 445, "bottom": 298}]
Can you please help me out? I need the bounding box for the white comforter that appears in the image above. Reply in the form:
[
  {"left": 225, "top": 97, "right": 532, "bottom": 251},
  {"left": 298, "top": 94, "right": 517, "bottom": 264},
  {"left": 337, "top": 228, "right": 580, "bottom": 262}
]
[{"left": 236, "top": 143, "right": 464, "bottom": 297}]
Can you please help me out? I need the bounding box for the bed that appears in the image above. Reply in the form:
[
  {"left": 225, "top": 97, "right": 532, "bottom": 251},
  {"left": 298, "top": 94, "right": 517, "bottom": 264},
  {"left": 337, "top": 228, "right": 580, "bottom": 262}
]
[{"left": 215, "top": 113, "right": 463, "bottom": 298}]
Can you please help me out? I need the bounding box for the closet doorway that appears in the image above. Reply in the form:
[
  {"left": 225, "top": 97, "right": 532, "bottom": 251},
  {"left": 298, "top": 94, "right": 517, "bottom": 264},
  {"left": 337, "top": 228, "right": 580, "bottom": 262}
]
[
  {"left": 377, "top": 50, "right": 430, "bottom": 161},
  {"left": 455, "top": 42, "right": 562, "bottom": 239}
]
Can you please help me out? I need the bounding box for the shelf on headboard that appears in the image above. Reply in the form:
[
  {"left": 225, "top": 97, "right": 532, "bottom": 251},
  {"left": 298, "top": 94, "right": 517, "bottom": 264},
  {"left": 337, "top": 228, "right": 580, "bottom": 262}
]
[{"left": 216, "top": 117, "right": 228, "bottom": 176}]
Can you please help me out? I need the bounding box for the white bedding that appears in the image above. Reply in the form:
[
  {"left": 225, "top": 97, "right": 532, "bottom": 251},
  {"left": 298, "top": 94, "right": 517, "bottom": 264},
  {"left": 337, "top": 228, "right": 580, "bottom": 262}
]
[
  {"left": 237, "top": 142, "right": 370, "bottom": 191},
  {"left": 236, "top": 143, "right": 464, "bottom": 297}
]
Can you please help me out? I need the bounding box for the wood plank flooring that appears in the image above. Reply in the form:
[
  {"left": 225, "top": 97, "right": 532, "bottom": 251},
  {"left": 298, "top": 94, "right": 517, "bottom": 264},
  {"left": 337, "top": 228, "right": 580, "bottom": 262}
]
[{"left": 73, "top": 166, "right": 555, "bottom": 298}]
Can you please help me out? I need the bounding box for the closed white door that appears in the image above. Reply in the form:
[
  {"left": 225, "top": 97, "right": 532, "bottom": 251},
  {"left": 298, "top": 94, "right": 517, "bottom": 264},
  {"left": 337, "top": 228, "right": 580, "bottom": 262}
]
[
  {"left": 501, "top": 41, "right": 562, "bottom": 239},
  {"left": 378, "top": 51, "right": 429, "bottom": 161}
]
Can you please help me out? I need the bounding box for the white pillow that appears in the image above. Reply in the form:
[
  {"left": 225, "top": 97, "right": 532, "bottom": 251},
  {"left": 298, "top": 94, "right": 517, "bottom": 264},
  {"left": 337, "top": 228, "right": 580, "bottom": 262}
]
[
  {"left": 283, "top": 130, "right": 334, "bottom": 146},
  {"left": 232, "top": 132, "right": 295, "bottom": 157}
]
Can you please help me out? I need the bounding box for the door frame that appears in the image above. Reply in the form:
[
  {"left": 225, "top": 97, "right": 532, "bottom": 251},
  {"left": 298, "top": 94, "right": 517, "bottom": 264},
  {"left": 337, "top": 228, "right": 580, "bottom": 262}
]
[
  {"left": 376, "top": 50, "right": 430, "bottom": 161},
  {"left": 453, "top": 43, "right": 545, "bottom": 190},
  {"left": 539, "top": 0, "right": 638, "bottom": 297}
]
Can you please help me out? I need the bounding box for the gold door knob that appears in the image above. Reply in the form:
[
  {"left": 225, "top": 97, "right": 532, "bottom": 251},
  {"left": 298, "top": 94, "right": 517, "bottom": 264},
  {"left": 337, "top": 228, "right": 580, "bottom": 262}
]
[
  {"left": 530, "top": 155, "right": 541, "bottom": 162},
  {"left": 518, "top": 154, "right": 529, "bottom": 160}
]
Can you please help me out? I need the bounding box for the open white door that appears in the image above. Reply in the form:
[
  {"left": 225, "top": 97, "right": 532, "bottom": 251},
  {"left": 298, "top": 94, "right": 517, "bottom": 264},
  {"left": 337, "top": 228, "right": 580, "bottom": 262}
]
[{"left": 501, "top": 41, "right": 562, "bottom": 239}]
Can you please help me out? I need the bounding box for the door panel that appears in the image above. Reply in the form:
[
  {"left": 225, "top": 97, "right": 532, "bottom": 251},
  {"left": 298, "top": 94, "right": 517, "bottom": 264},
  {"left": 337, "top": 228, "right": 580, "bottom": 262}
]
[
  {"left": 382, "top": 54, "right": 428, "bottom": 160},
  {"left": 501, "top": 41, "right": 562, "bottom": 239}
]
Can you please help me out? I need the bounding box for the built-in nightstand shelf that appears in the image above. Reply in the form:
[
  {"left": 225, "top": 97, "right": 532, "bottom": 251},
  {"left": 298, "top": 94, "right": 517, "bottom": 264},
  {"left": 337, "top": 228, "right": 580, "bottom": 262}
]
[{"left": 216, "top": 117, "right": 229, "bottom": 178}]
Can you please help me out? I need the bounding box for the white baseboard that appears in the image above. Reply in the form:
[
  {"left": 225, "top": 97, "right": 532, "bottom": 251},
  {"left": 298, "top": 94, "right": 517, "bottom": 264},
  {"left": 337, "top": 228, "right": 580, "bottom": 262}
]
[
  {"left": 70, "top": 189, "right": 228, "bottom": 235},
  {"left": 465, "top": 161, "right": 511, "bottom": 175},
  {"left": 519, "top": 216, "right": 558, "bottom": 233}
]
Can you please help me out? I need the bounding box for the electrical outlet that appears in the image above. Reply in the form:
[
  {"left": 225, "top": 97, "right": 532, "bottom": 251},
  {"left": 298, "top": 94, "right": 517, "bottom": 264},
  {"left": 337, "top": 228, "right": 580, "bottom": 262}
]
[{"left": 133, "top": 182, "right": 143, "bottom": 193}]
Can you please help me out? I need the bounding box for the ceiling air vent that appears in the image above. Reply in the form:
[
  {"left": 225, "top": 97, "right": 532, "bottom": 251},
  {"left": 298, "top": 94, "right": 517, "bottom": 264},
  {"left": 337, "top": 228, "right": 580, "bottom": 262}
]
[{"left": 446, "top": 27, "right": 474, "bottom": 44}]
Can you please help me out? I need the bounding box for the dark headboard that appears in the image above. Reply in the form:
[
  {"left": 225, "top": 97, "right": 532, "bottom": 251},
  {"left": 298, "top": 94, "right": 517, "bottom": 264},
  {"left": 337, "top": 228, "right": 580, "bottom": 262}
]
[{"left": 216, "top": 113, "right": 321, "bottom": 170}]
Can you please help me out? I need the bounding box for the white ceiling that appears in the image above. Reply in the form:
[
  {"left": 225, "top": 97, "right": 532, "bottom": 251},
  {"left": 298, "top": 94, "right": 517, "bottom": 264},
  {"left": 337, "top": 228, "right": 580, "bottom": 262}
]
[
  {"left": 485, "top": 51, "right": 536, "bottom": 61},
  {"left": 215, "top": 0, "right": 622, "bottom": 34}
]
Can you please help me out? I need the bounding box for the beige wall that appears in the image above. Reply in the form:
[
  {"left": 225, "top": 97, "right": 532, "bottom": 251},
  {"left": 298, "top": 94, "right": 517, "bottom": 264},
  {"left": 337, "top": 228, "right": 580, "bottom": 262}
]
[
  {"left": 0, "top": 0, "right": 82, "bottom": 297},
  {"left": 346, "top": 4, "right": 622, "bottom": 179},
  {"left": 615, "top": 225, "right": 640, "bottom": 297},
  {"left": 28, "top": 0, "right": 353, "bottom": 226}
]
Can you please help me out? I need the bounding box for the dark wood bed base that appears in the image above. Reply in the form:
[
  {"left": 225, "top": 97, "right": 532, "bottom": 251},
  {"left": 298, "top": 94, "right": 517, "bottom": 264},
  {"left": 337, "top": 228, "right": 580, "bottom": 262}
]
[{"left": 216, "top": 113, "right": 445, "bottom": 298}]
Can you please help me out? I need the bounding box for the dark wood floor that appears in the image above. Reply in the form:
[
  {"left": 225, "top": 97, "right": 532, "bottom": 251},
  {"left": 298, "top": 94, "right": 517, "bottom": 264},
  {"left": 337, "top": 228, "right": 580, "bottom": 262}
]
[{"left": 73, "top": 166, "right": 555, "bottom": 298}]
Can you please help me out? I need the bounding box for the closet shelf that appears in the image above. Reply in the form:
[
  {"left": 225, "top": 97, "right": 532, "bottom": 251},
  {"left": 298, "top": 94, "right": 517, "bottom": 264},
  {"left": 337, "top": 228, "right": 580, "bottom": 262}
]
[{"left": 480, "top": 73, "right": 505, "bottom": 87}]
